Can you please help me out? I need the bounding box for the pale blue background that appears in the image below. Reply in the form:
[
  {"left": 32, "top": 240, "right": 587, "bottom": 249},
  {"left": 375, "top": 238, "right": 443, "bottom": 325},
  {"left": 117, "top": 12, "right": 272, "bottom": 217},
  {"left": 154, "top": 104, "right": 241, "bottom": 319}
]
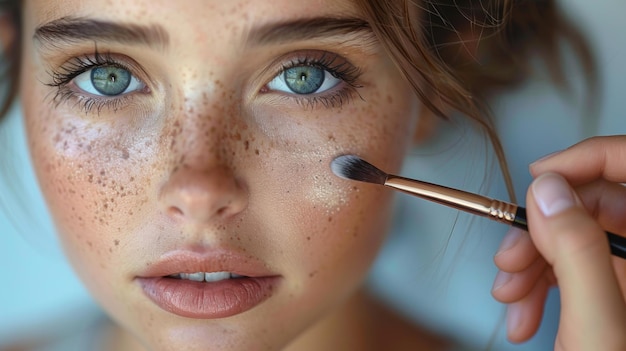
[{"left": 2, "top": 0, "right": 626, "bottom": 349}]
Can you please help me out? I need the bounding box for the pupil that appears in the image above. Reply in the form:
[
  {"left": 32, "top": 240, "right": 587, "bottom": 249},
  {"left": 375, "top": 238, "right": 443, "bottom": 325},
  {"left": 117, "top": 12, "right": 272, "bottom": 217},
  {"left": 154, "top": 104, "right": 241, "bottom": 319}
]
[
  {"left": 91, "top": 66, "right": 131, "bottom": 96},
  {"left": 284, "top": 66, "right": 324, "bottom": 94}
]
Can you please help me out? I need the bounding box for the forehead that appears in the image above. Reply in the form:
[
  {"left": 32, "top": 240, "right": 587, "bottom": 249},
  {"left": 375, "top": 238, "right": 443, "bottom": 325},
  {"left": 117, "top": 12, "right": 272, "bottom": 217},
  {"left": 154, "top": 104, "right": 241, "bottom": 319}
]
[
  {"left": 24, "top": 0, "right": 373, "bottom": 63},
  {"left": 25, "top": 0, "right": 364, "bottom": 31}
]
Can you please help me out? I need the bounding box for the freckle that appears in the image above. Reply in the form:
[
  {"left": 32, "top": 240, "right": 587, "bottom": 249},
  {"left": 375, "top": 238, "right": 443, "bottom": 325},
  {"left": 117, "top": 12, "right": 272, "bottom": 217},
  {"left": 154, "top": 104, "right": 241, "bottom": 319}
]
[
  {"left": 243, "top": 140, "right": 249, "bottom": 150},
  {"left": 255, "top": 149, "right": 259, "bottom": 155},
  {"left": 87, "top": 241, "right": 93, "bottom": 248},
  {"left": 114, "top": 239, "right": 119, "bottom": 246},
  {"left": 306, "top": 236, "right": 311, "bottom": 241},
  {"left": 387, "top": 95, "right": 393, "bottom": 103},
  {"left": 328, "top": 216, "right": 332, "bottom": 222}
]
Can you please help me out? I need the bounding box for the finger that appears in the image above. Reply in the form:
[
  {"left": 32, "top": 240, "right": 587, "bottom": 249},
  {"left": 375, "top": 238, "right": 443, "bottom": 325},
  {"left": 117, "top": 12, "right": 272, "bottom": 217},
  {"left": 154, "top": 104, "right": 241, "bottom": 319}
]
[
  {"left": 526, "top": 173, "right": 626, "bottom": 348},
  {"left": 575, "top": 180, "right": 626, "bottom": 302},
  {"left": 576, "top": 179, "right": 626, "bottom": 234},
  {"left": 530, "top": 135, "right": 626, "bottom": 185},
  {"left": 494, "top": 227, "right": 540, "bottom": 273},
  {"left": 492, "top": 256, "right": 547, "bottom": 303},
  {"left": 505, "top": 273, "right": 551, "bottom": 343}
]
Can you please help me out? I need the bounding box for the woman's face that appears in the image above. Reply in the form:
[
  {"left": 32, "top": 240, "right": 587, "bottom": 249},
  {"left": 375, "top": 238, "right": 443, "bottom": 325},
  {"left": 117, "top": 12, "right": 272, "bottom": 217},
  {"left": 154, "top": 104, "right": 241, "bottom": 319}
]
[{"left": 20, "top": 0, "right": 420, "bottom": 349}]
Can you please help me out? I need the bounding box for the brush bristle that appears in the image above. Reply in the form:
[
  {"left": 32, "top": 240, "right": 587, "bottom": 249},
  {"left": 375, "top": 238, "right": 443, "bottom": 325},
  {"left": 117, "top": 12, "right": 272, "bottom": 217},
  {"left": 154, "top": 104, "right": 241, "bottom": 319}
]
[{"left": 330, "top": 155, "right": 387, "bottom": 185}]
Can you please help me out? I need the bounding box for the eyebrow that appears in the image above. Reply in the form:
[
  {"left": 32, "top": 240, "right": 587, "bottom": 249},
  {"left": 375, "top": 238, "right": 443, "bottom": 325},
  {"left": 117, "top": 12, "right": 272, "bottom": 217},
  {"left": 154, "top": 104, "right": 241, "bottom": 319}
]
[
  {"left": 34, "top": 17, "right": 169, "bottom": 50},
  {"left": 33, "top": 16, "right": 373, "bottom": 51},
  {"left": 247, "top": 17, "right": 373, "bottom": 46}
]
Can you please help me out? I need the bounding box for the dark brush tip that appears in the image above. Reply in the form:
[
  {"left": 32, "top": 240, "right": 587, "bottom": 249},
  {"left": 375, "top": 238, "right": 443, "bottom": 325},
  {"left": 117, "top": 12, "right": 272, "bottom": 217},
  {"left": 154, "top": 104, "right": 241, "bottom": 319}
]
[{"left": 330, "top": 155, "right": 388, "bottom": 185}]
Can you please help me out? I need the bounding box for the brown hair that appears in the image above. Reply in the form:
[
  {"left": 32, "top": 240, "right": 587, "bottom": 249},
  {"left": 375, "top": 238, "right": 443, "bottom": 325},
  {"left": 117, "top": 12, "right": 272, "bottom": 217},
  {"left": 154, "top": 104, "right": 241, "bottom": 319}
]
[
  {"left": 354, "top": 0, "right": 595, "bottom": 199},
  {"left": 0, "top": 0, "right": 594, "bottom": 199},
  {"left": 0, "top": 0, "right": 20, "bottom": 121}
]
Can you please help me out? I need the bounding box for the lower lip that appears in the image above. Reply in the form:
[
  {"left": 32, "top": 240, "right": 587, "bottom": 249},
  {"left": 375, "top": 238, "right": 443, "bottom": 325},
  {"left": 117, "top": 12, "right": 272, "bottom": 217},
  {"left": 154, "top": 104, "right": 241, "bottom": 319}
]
[{"left": 137, "top": 276, "right": 280, "bottom": 319}]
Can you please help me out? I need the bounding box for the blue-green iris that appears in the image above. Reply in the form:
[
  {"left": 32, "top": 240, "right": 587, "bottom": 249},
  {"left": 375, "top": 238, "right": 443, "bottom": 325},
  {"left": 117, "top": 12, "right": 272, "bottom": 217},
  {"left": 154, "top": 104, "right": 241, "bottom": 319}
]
[
  {"left": 284, "top": 66, "right": 325, "bottom": 94},
  {"left": 90, "top": 66, "right": 132, "bottom": 96}
]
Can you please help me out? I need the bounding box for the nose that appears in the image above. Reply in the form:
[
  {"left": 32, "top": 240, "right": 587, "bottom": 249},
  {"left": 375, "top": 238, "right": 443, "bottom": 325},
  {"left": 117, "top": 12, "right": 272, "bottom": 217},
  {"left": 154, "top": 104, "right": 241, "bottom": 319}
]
[{"left": 159, "top": 166, "right": 248, "bottom": 223}]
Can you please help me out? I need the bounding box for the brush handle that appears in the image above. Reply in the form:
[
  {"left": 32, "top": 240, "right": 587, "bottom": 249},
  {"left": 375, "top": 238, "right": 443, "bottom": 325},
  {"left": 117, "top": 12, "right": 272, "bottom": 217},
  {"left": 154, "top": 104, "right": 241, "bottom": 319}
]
[
  {"left": 384, "top": 175, "right": 626, "bottom": 260},
  {"left": 513, "top": 207, "right": 626, "bottom": 259}
]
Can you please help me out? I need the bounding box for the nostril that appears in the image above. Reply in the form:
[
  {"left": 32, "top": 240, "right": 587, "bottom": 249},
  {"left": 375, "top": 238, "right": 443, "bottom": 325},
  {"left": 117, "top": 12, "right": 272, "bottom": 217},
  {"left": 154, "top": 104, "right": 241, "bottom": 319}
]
[
  {"left": 167, "top": 206, "right": 184, "bottom": 218},
  {"left": 216, "top": 206, "right": 228, "bottom": 216}
]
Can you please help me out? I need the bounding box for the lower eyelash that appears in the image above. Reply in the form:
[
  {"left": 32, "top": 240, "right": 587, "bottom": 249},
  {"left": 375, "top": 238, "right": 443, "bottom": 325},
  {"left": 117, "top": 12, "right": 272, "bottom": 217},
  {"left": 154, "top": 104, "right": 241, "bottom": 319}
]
[
  {"left": 47, "top": 84, "right": 132, "bottom": 114},
  {"left": 292, "top": 87, "right": 361, "bottom": 110}
]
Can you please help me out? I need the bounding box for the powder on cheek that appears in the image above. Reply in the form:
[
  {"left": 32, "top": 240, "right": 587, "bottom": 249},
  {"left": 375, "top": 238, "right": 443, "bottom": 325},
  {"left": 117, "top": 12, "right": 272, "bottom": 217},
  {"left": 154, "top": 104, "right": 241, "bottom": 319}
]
[{"left": 306, "top": 171, "right": 350, "bottom": 214}]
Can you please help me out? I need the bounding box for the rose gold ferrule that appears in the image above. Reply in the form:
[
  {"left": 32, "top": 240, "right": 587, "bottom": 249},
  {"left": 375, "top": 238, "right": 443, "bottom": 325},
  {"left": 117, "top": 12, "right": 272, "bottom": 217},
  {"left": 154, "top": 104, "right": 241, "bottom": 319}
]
[{"left": 385, "top": 175, "right": 518, "bottom": 225}]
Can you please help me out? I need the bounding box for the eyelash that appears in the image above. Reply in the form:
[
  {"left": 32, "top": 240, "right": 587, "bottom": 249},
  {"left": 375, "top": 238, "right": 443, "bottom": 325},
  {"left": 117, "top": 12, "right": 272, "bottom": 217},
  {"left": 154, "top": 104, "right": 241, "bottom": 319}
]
[
  {"left": 47, "top": 50, "right": 364, "bottom": 113},
  {"left": 47, "top": 51, "right": 143, "bottom": 114},
  {"left": 264, "top": 51, "right": 364, "bottom": 109}
]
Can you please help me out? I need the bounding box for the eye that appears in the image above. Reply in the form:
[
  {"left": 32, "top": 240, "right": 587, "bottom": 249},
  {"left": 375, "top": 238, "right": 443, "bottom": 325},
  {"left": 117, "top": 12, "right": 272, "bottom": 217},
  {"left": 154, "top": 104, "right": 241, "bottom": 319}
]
[
  {"left": 73, "top": 65, "right": 145, "bottom": 96},
  {"left": 267, "top": 65, "right": 342, "bottom": 95}
]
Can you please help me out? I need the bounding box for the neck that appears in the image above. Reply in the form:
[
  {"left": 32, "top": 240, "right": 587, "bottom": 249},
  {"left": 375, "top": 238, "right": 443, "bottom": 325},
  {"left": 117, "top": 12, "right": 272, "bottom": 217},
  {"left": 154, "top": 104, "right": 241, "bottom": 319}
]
[{"left": 284, "top": 288, "right": 451, "bottom": 351}]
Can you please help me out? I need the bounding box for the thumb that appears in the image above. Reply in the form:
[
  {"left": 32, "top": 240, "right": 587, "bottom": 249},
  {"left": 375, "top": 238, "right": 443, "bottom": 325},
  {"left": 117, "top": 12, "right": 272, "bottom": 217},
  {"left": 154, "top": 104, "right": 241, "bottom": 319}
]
[{"left": 527, "top": 173, "right": 626, "bottom": 349}]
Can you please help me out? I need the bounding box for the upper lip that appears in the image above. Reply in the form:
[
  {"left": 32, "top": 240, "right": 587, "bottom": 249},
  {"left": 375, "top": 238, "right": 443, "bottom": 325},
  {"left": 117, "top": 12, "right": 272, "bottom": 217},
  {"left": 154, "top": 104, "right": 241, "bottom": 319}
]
[{"left": 137, "top": 248, "right": 278, "bottom": 278}]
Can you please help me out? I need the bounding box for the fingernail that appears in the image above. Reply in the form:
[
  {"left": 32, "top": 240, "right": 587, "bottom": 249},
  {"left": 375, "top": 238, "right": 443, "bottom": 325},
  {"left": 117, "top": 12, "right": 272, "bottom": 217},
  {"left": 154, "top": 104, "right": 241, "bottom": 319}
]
[
  {"left": 506, "top": 303, "right": 522, "bottom": 333},
  {"left": 530, "top": 150, "right": 562, "bottom": 167},
  {"left": 496, "top": 228, "right": 523, "bottom": 256},
  {"left": 492, "top": 271, "right": 512, "bottom": 291},
  {"left": 531, "top": 173, "right": 575, "bottom": 217}
]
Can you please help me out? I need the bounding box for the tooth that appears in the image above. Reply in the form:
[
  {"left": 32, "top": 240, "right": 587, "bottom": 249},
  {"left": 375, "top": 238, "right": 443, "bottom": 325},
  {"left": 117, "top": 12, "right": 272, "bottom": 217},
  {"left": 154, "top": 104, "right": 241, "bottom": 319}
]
[
  {"left": 204, "top": 271, "right": 231, "bottom": 282},
  {"left": 188, "top": 272, "right": 205, "bottom": 282},
  {"left": 179, "top": 273, "right": 190, "bottom": 280}
]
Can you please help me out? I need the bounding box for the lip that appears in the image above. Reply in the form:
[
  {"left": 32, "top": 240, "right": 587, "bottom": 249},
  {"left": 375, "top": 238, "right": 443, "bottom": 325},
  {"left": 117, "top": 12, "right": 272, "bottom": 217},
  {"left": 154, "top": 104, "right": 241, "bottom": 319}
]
[{"left": 136, "top": 249, "right": 281, "bottom": 319}]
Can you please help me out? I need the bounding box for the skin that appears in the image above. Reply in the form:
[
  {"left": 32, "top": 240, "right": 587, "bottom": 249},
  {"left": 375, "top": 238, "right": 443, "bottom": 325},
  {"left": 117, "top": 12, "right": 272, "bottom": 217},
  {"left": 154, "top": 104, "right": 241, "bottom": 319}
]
[
  {"left": 19, "top": 0, "right": 436, "bottom": 350},
  {"left": 492, "top": 136, "right": 626, "bottom": 350}
]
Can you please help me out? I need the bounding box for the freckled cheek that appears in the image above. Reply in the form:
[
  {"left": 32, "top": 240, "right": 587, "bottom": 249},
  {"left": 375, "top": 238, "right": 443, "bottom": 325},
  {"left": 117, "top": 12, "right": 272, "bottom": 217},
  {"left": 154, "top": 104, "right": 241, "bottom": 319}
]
[
  {"left": 247, "top": 149, "right": 391, "bottom": 271},
  {"left": 25, "top": 111, "right": 159, "bottom": 268},
  {"left": 306, "top": 185, "right": 391, "bottom": 247},
  {"left": 283, "top": 182, "right": 393, "bottom": 294}
]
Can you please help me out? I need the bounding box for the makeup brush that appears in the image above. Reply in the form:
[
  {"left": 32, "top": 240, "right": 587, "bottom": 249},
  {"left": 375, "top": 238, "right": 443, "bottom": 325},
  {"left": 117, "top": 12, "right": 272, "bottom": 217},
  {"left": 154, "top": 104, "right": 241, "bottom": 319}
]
[{"left": 331, "top": 155, "right": 626, "bottom": 259}]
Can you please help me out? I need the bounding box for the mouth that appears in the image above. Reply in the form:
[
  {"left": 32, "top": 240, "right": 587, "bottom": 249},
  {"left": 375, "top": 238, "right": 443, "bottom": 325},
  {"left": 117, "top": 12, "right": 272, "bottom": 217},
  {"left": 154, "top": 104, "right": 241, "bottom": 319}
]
[
  {"left": 167, "top": 271, "right": 246, "bottom": 281},
  {"left": 136, "top": 251, "right": 281, "bottom": 319}
]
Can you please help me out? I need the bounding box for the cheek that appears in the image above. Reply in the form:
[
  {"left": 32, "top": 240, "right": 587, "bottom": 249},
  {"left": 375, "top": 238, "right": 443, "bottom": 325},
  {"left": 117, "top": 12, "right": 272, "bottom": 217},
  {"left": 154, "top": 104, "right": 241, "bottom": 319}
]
[
  {"left": 245, "top": 85, "right": 417, "bottom": 290},
  {"left": 22, "top": 91, "right": 160, "bottom": 282}
]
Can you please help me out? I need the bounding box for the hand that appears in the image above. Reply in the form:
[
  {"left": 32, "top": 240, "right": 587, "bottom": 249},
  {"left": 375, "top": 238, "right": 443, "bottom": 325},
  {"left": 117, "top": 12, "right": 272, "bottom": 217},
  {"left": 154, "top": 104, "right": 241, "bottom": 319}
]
[{"left": 492, "top": 136, "right": 626, "bottom": 350}]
